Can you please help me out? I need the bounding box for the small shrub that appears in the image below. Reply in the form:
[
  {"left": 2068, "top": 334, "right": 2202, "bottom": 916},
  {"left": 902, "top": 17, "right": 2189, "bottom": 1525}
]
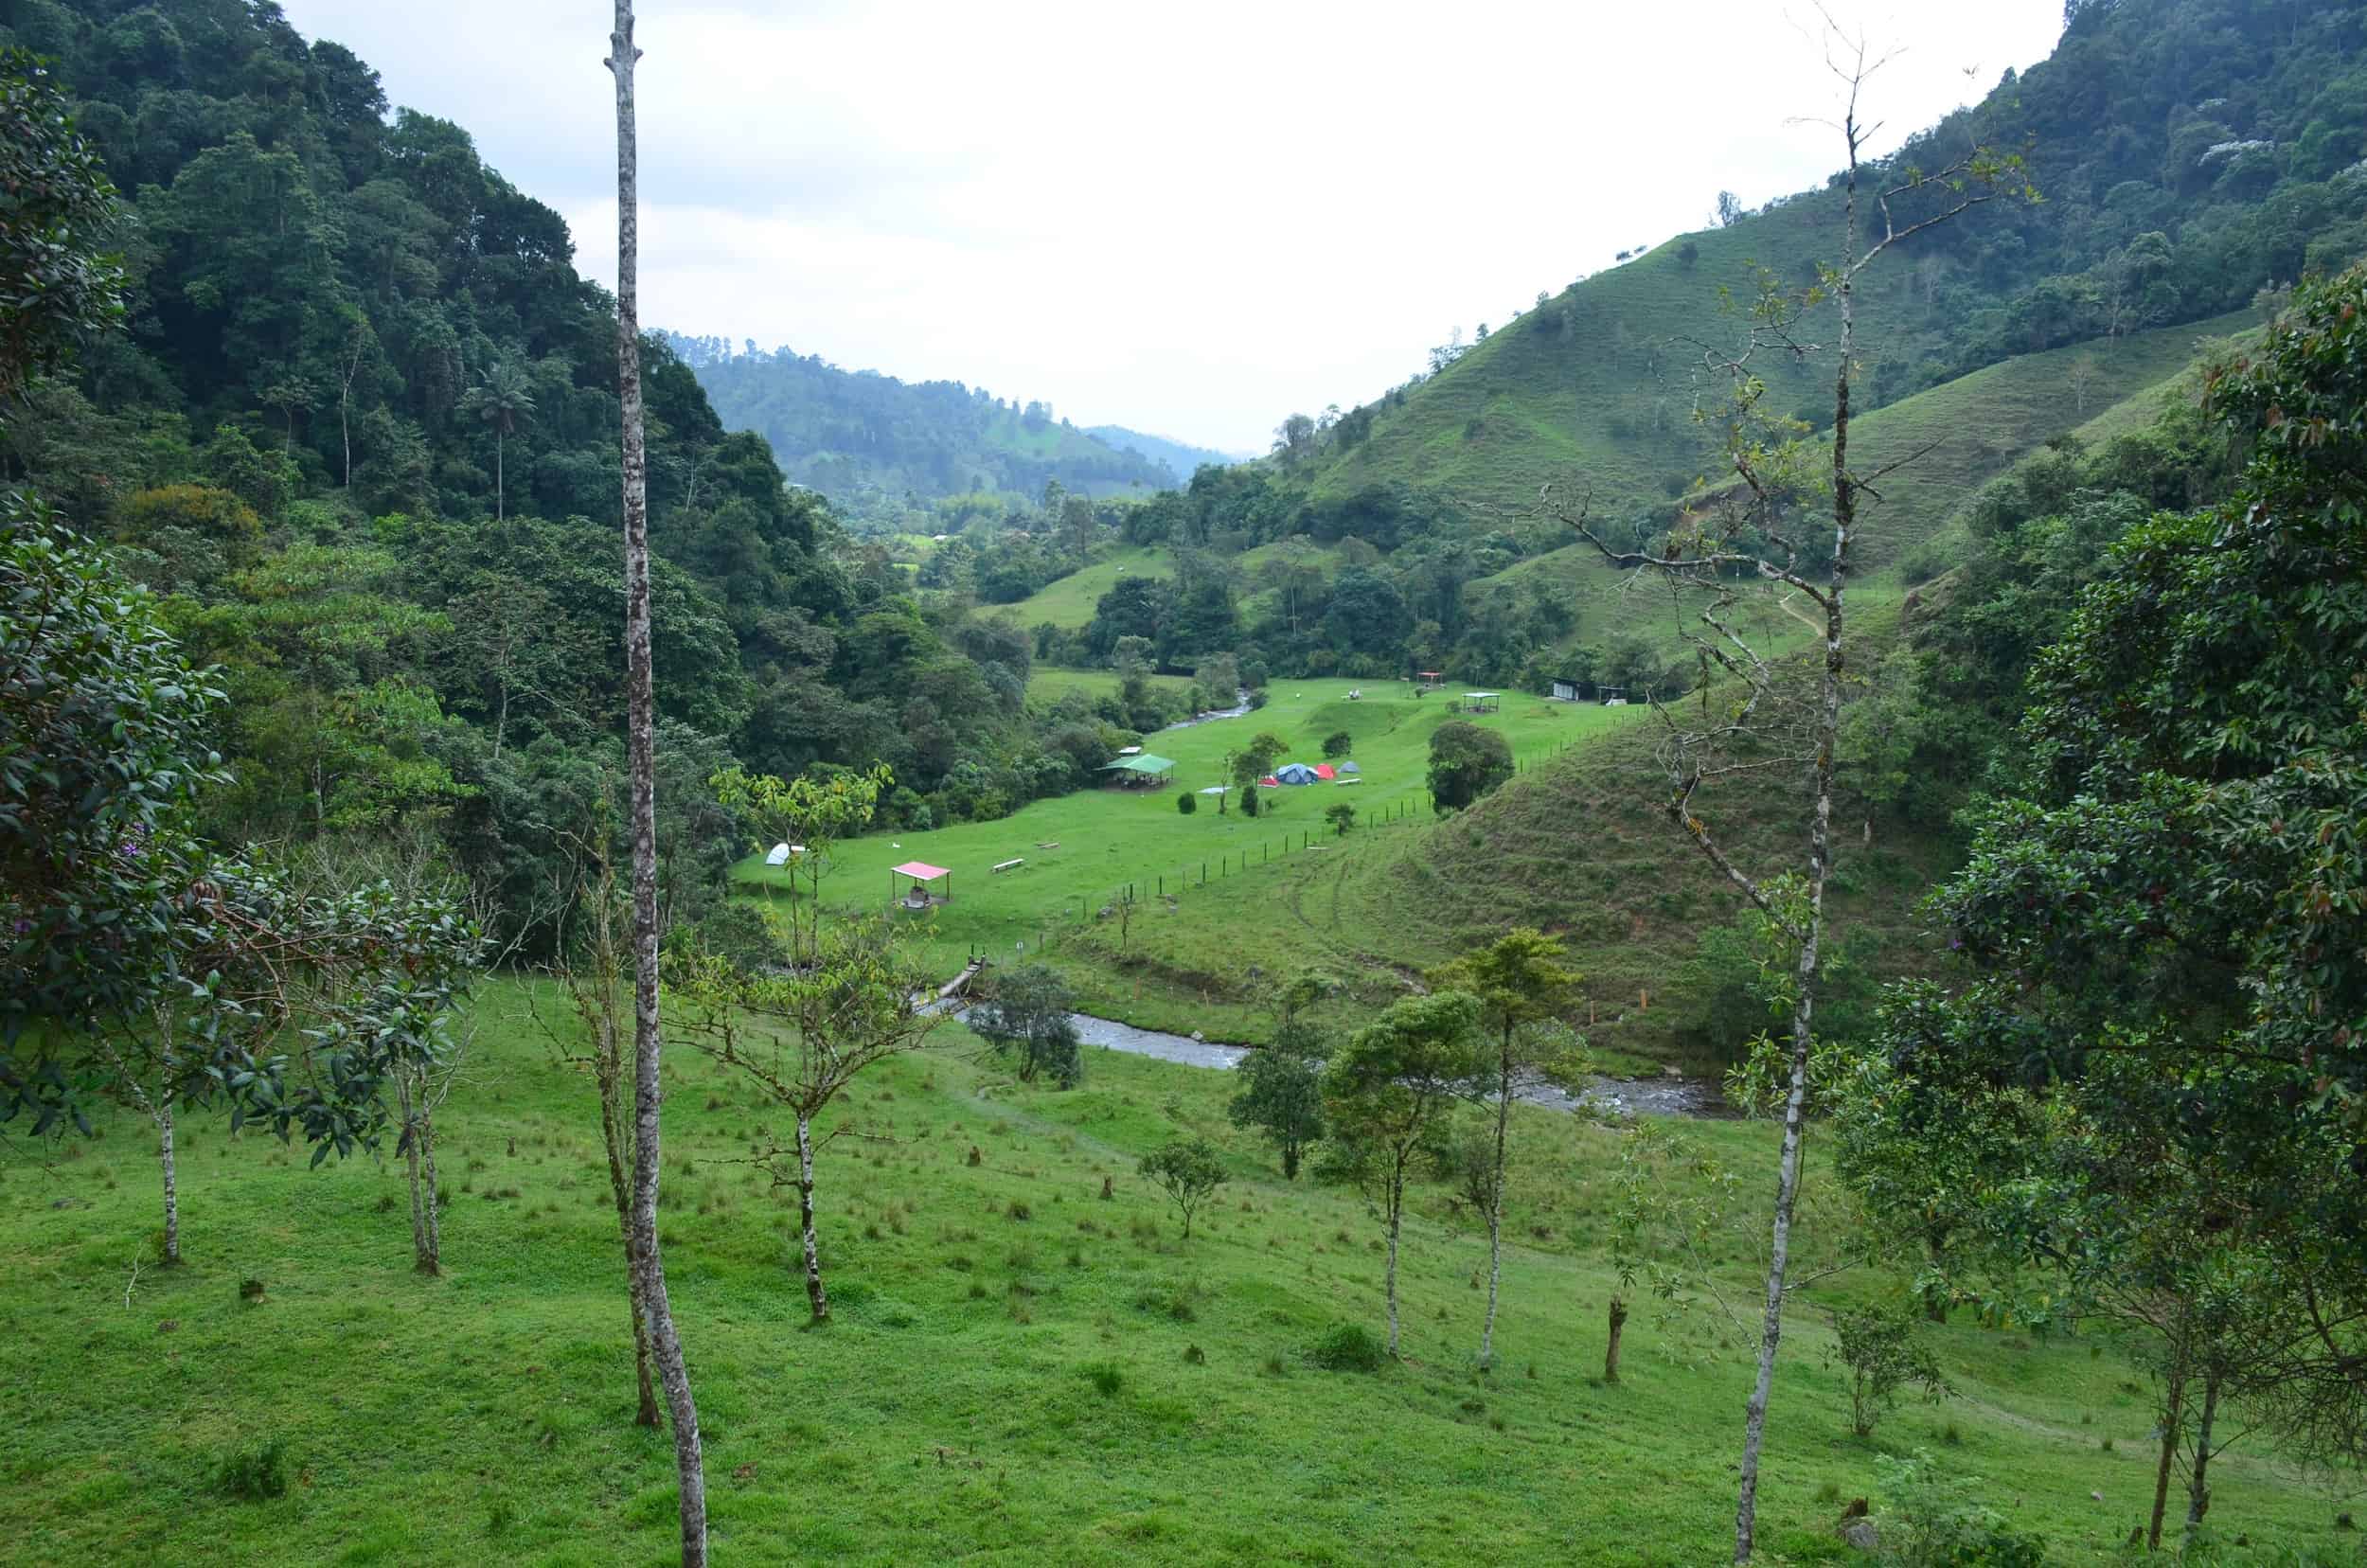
[
  {"left": 1260, "top": 1353, "right": 1288, "bottom": 1378},
  {"left": 1308, "top": 1321, "right": 1388, "bottom": 1372},
  {"left": 214, "top": 1438, "right": 289, "bottom": 1501},
  {"left": 1176, "top": 791, "right": 1196, "bottom": 815},
  {"left": 1006, "top": 1201, "right": 1032, "bottom": 1222},
  {"left": 1872, "top": 1451, "right": 2045, "bottom": 1568},
  {"left": 1827, "top": 1300, "right": 1951, "bottom": 1438},
  {"left": 1083, "top": 1362, "right": 1125, "bottom": 1398},
  {"left": 1183, "top": 1345, "right": 1205, "bottom": 1365}
]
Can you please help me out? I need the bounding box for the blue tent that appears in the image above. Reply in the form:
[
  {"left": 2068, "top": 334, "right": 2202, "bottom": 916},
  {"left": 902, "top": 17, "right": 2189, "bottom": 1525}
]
[{"left": 1273, "top": 763, "right": 1321, "bottom": 785}]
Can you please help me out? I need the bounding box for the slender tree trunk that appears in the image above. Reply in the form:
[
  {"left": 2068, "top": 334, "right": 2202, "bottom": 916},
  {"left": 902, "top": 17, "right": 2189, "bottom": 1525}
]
[
  {"left": 2184, "top": 1369, "right": 2221, "bottom": 1537},
  {"left": 397, "top": 1072, "right": 438, "bottom": 1274},
  {"left": 418, "top": 1094, "right": 442, "bottom": 1271},
  {"left": 1384, "top": 1163, "right": 1404, "bottom": 1357},
  {"left": 2150, "top": 1356, "right": 2189, "bottom": 1550},
  {"left": 1480, "top": 1053, "right": 1511, "bottom": 1368},
  {"left": 1734, "top": 121, "right": 1856, "bottom": 1568},
  {"left": 796, "top": 1113, "right": 828, "bottom": 1321},
  {"left": 340, "top": 391, "right": 351, "bottom": 488},
  {"left": 599, "top": 1057, "right": 661, "bottom": 1427},
  {"left": 1605, "top": 1295, "right": 1628, "bottom": 1383},
  {"left": 610, "top": 9, "right": 705, "bottom": 1562},
  {"left": 156, "top": 1083, "right": 179, "bottom": 1267},
  {"left": 495, "top": 428, "right": 505, "bottom": 522}
]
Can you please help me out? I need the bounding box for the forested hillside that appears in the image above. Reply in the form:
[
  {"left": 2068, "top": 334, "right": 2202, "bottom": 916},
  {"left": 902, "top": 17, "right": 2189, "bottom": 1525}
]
[
  {"left": 665, "top": 333, "right": 1177, "bottom": 526},
  {"left": 0, "top": 0, "right": 1201, "bottom": 952}
]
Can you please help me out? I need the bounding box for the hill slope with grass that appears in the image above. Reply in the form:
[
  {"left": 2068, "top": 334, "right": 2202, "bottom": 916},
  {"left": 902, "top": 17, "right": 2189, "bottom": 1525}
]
[
  {"left": 1274, "top": 0, "right": 2365, "bottom": 533},
  {"left": 3, "top": 980, "right": 2350, "bottom": 1564}
]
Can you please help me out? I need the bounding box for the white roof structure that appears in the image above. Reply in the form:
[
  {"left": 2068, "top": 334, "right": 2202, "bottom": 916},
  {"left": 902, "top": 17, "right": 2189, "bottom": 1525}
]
[{"left": 765, "top": 843, "right": 805, "bottom": 866}]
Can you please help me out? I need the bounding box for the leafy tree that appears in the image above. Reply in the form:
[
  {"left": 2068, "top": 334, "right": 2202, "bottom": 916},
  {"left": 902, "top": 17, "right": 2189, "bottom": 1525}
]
[
  {"left": 0, "top": 48, "right": 125, "bottom": 400},
  {"left": 1826, "top": 1301, "right": 1951, "bottom": 1438},
  {"left": 1321, "top": 729, "right": 1352, "bottom": 757},
  {"left": 1227, "top": 729, "right": 1290, "bottom": 799},
  {"left": 1229, "top": 1012, "right": 1327, "bottom": 1180},
  {"left": 1176, "top": 789, "right": 1196, "bottom": 815},
  {"left": 1323, "top": 801, "right": 1356, "bottom": 836},
  {"left": 1138, "top": 1137, "right": 1226, "bottom": 1240},
  {"left": 674, "top": 916, "right": 942, "bottom": 1319},
  {"left": 1431, "top": 929, "right": 1582, "bottom": 1365},
  {"left": 1426, "top": 720, "right": 1511, "bottom": 811},
  {"left": 711, "top": 762, "right": 890, "bottom": 963},
  {"left": 1319, "top": 990, "right": 1487, "bottom": 1356},
  {"left": 970, "top": 964, "right": 1083, "bottom": 1087}
]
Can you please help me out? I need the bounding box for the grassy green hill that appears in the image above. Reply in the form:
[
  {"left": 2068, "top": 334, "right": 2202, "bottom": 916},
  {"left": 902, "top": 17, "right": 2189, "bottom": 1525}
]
[
  {"left": 1363, "top": 309, "right": 2251, "bottom": 714},
  {"left": 1272, "top": 0, "right": 2367, "bottom": 550},
  {"left": 1013, "top": 610, "right": 1937, "bottom": 1066},
  {"left": 1008, "top": 547, "right": 1176, "bottom": 631},
  {"left": 4, "top": 983, "right": 2347, "bottom": 1563}
]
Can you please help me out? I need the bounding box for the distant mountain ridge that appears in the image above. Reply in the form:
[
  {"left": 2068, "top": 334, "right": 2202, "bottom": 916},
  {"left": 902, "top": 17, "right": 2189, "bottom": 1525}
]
[
  {"left": 1083, "top": 425, "right": 1250, "bottom": 486},
  {"left": 663, "top": 333, "right": 1180, "bottom": 521}
]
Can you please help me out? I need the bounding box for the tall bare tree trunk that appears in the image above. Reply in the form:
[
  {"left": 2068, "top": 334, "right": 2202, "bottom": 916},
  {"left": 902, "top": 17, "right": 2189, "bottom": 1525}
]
[
  {"left": 1733, "top": 107, "right": 1857, "bottom": 1568},
  {"left": 796, "top": 1113, "right": 828, "bottom": 1321},
  {"left": 1384, "top": 1168, "right": 1403, "bottom": 1357},
  {"left": 1605, "top": 1295, "right": 1627, "bottom": 1382},
  {"left": 596, "top": 1040, "right": 662, "bottom": 1427},
  {"left": 610, "top": 9, "right": 705, "bottom": 1562},
  {"left": 495, "top": 429, "right": 505, "bottom": 522},
  {"left": 1479, "top": 1060, "right": 1510, "bottom": 1367},
  {"left": 156, "top": 1080, "right": 178, "bottom": 1267}
]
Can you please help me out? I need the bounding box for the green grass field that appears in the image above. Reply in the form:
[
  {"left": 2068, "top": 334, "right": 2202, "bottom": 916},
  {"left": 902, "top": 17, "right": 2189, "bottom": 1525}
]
[
  {"left": 736, "top": 680, "right": 1644, "bottom": 1035},
  {"left": 1006, "top": 547, "right": 1174, "bottom": 630},
  {"left": 3, "top": 985, "right": 2348, "bottom": 1564}
]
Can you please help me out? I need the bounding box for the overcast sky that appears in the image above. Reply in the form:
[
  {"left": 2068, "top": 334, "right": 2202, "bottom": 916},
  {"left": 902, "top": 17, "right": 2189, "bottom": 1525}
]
[{"left": 276, "top": 1, "right": 2065, "bottom": 453}]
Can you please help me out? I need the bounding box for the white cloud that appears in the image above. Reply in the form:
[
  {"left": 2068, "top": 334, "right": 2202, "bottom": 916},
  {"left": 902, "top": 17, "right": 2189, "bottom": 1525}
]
[{"left": 278, "top": 0, "right": 2063, "bottom": 451}]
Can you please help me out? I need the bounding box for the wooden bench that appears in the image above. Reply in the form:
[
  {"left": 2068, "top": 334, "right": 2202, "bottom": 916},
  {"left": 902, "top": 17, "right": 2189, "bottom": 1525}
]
[
  {"left": 991, "top": 858, "right": 1024, "bottom": 874},
  {"left": 1034, "top": 841, "right": 1060, "bottom": 850}
]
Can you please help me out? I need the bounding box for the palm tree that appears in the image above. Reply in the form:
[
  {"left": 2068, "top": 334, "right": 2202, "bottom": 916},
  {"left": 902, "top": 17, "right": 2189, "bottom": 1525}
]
[{"left": 458, "top": 361, "right": 536, "bottom": 520}]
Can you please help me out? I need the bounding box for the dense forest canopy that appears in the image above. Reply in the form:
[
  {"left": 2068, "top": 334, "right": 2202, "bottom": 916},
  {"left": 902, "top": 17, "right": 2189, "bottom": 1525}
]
[
  {"left": 667, "top": 331, "right": 1189, "bottom": 527},
  {"left": 0, "top": 0, "right": 1213, "bottom": 953}
]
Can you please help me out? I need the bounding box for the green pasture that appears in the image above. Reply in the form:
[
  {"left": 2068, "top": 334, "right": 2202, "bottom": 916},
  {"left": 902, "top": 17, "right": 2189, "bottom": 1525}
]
[
  {"left": 735, "top": 681, "right": 1644, "bottom": 1010},
  {"left": 1, "top": 982, "right": 2345, "bottom": 1564},
  {"left": 1004, "top": 546, "right": 1173, "bottom": 630}
]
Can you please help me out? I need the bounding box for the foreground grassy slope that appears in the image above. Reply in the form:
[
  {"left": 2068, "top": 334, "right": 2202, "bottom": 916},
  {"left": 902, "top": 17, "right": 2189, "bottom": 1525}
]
[{"left": 2, "top": 984, "right": 2348, "bottom": 1564}]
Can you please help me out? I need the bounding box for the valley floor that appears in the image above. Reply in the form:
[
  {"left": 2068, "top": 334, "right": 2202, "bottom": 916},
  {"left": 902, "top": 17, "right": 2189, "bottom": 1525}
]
[{"left": 1, "top": 982, "right": 2352, "bottom": 1564}]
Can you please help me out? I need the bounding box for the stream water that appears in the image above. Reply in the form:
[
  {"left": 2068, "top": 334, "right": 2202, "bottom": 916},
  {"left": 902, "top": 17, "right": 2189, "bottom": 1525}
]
[{"left": 1059, "top": 1010, "right": 1734, "bottom": 1119}]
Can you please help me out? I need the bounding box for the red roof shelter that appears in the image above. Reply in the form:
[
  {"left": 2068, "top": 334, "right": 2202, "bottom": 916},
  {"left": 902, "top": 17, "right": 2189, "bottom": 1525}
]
[{"left": 891, "top": 860, "right": 951, "bottom": 908}]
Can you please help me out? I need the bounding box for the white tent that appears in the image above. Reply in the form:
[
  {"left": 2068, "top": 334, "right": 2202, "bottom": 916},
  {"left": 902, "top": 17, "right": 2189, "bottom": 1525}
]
[{"left": 765, "top": 843, "right": 804, "bottom": 867}]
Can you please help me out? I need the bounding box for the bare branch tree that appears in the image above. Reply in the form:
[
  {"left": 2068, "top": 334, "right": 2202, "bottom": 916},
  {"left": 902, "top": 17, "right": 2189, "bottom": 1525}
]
[{"left": 1550, "top": 17, "right": 2030, "bottom": 1559}]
